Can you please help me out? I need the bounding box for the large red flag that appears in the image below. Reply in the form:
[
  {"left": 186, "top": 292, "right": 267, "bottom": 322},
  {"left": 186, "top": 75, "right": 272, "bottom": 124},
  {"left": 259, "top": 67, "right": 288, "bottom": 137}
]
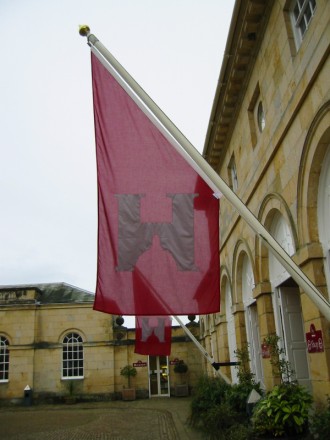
[
  {"left": 135, "top": 316, "right": 172, "bottom": 356},
  {"left": 91, "top": 52, "right": 220, "bottom": 315}
]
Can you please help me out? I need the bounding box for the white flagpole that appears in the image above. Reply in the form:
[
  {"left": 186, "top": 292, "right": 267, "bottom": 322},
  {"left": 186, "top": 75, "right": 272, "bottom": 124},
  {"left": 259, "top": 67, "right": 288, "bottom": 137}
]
[
  {"left": 79, "top": 26, "right": 330, "bottom": 322},
  {"left": 173, "top": 315, "right": 231, "bottom": 384}
]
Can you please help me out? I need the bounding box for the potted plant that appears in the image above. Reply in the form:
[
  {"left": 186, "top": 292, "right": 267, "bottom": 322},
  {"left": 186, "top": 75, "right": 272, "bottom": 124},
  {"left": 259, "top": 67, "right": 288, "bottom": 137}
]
[
  {"left": 174, "top": 360, "right": 189, "bottom": 396},
  {"left": 120, "top": 364, "right": 137, "bottom": 401},
  {"left": 63, "top": 379, "right": 78, "bottom": 404}
]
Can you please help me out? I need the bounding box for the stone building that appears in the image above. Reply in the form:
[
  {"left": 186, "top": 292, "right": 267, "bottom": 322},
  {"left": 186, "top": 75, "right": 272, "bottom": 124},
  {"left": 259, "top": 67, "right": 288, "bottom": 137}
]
[
  {"left": 0, "top": 283, "right": 202, "bottom": 404},
  {"left": 201, "top": 0, "right": 330, "bottom": 403}
]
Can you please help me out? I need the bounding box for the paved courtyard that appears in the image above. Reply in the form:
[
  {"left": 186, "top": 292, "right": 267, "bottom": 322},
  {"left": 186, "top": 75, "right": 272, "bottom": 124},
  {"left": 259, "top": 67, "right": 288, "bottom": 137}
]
[{"left": 0, "top": 397, "right": 204, "bottom": 440}]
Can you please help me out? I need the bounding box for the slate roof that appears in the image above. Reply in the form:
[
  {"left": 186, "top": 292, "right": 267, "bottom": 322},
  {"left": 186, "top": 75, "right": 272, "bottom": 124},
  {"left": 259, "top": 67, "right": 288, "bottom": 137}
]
[{"left": 0, "top": 282, "right": 94, "bottom": 304}]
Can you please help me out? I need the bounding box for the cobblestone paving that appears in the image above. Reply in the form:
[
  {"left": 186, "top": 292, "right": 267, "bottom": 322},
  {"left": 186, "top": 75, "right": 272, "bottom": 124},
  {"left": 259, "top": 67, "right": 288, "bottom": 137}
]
[{"left": 0, "top": 406, "right": 180, "bottom": 440}]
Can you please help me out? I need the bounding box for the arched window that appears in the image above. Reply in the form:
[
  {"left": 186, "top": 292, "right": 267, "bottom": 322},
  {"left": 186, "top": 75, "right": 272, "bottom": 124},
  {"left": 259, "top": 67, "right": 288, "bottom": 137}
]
[
  {"left": 0, "top": 337, "right": 9, "bottom": 382},
  {"left": 62, "top": 333, "right": 83, "bottom": 378}
]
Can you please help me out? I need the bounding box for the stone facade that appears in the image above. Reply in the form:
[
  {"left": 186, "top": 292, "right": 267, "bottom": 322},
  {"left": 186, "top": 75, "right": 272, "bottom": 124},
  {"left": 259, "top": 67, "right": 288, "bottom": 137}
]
[
  {"left": 202, "top": 0, "right": 330, "bottom": 404},
  {"left": 0, "top": 283, "right": 202, "bottom": 404}
]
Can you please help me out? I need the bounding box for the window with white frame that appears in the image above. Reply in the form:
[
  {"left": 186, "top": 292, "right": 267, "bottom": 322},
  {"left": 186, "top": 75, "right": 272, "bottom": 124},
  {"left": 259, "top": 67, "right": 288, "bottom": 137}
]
[
  {"left": 62, "top": 332, "right": 84, "bottom": 378},
  {"left": 290, "top": 0, "right": 316, "bottom": 48},
  {"left": 0, "top": 336, "right": 9, "bottom": 382}
]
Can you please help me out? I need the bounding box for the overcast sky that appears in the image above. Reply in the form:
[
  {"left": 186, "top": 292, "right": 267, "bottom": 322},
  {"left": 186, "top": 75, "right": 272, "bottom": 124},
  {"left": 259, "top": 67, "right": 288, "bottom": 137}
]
[{"left": 1, "top": 0, "right": 235, "bottom": 324}]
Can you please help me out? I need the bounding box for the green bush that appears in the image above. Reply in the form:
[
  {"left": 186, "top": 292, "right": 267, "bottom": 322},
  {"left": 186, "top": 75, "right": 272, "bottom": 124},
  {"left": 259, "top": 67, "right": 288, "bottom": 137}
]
[
  {"left": 120, "top": 365, "right": 137, "bottom": 388},
  {"left": 226, "top": 382, "right": 263, "bottom": 417},
  {"left": 190, "top": 374, "right": 230, "bottom": 429},
  {"left": 190, "top": 345, "right": 263, "bottom": 438},
  {"left": 190, "top": 375, "right": 259, "bottom": 439},
  {"left": 309, "top": 396, "right": 330, "bottom": 440},
  {"left": 225, "top": 423, "right": 254, "bottom": 440},
  {"left": 173, "top": 360, "right": 188, "bottom": 374},
  {"left": 252, "top": 383, "right": 313, "bottom": 438}
]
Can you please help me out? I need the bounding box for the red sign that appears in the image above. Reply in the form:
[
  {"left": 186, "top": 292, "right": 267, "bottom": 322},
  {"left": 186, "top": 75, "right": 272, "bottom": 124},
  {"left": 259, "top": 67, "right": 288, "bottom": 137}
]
[
  {"left": 133, "top": 360, "right": 147, "bottom": 367},
  {"left": 306, "top": 324, "right": 324, "bottom": 353},
  {"left": 261, "top": 343, "right": 271, "bottom": 359}
]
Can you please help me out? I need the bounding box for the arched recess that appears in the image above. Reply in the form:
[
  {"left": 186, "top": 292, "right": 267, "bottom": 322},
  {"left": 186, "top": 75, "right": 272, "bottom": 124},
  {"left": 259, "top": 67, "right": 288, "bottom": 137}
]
[
  {"left": 220, "top": 265, "right": 232, "bottom": 317},
  {"left": 220, "top": 269, "right": 238, "bottom": 383},
  {"left": 233, "top": 241, "right": 264, "bottom": 386},
  {"left": 259, "top": 203, "right": 310, "bottom": 388},
  {"left": 297, "top": 102, "right": 330, "bottom": 244},
  {"left": 318, "top": 147, "right": 330, "bottom": 293},
  {"left": 257, "top": 193, "right": 298, "bottom": 284},
  {"left": 297, "top": 102, "right": 330, "bottom": 294},
  {"left": 232, "top": 239, "right": 256, "bottom": 305}
]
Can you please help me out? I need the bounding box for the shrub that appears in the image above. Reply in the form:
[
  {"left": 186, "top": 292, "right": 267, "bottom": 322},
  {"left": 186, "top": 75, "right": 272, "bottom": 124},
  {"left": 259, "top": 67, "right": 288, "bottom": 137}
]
[
  {"left": 190, "top": 374, "right": 259, "bottom": 439},
  {"left": 173, "top": 360, "right": 188, "bottom": 374},
  {"left": 226, "top": 382, "right": 263, "bottom": 418},
  {"left": 309, "top": 396, "right": 330, "bottom": 440},
  {"left": 252, "top": 383, "right": 313, "bottom": 438},
  {"left": 120, "top": 365, "right": 137, "bottom": 388},
  {"left": 190, "top": 375, "right": 231, "bottom": 431},
  {"left": 190, "top": 345, "right": 263, "bottom": 438}
]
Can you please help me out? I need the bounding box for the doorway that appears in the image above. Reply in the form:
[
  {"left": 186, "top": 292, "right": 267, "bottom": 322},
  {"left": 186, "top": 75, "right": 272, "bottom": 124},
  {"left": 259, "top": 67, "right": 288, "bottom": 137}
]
[
  {"left": 246, "top": 303, "right": 264, "bottom": 387},
  {"left": 148, "top": 356, "right": 170, "bottom": 397},
  {"left": 274, "top": 284, "right": 311, "bottom": 389}
]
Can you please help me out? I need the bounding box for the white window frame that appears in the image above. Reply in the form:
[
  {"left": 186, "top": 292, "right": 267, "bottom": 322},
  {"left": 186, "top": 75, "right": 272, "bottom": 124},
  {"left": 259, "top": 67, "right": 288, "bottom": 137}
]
[
  {"left": 62, "top": 332, "right": 84, "bottom": 379},
  {"left": 0, "top": 336, "right": 9, "bottom": 382},
  {"left": 290, "top": 0, "right": 317, "bottom": 48}
]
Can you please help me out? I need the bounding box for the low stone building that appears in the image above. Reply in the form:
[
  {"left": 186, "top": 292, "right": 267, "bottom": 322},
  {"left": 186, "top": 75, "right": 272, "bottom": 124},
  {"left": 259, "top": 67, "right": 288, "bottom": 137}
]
[{"left": 0, "top": 283, "right": 202, "bottom": 404}]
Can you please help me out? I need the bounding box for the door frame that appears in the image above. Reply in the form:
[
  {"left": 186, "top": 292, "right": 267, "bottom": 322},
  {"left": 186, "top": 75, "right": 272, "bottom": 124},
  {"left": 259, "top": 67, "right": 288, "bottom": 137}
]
[
  {"left": 148, "top": 355, "right": 170, "bottom": 397},
  {"left": 273, "top": 284, "right": 311, "bottom": 389}
]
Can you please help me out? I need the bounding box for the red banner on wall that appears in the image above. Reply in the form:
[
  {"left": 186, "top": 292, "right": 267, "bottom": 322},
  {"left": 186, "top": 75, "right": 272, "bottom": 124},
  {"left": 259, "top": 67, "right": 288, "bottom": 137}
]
[{"left": 306, "top": 324, "right": 324, "bottom": 353}]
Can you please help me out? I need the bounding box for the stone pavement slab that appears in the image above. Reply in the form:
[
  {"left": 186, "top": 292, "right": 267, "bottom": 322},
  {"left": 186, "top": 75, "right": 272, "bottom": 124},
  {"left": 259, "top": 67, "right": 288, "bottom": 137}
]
[{"left": 0, "top": 397, "right": 204, "bottom": 440}]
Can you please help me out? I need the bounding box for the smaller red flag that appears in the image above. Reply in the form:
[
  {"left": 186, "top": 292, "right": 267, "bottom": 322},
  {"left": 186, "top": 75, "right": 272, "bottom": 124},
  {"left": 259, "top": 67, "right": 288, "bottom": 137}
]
[{"left": 135, "top": 316, "right": 172, "bottom": 356}]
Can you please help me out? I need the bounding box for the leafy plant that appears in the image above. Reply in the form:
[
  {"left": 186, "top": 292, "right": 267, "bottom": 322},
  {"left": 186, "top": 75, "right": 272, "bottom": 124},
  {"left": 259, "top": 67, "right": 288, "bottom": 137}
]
[
  {"left": 64, "top": 379, "right": 78, "bottom": 396},
  {"left": 252, "top": 335, "right": 313, "bottom": 438},
  {"left": 202, "top": 401, "right": 246, "bottom": 440},
  {"left": 235, "top": 345, "right": 255, "bottom": 386},
  {"left": 120, "top": 364, "right": 137, "bottom": 388},
  {"left": 309, "top": 395, "right": 330, "bottom": 440},
  {"left": 189, "top": 374, "right": 231, "bottom": 430},
  {"left": 252, "top": 381, "right": 313, "bottom": 437},
  {"left": 174, "top": 360, "right": 188, "bottom": 374},
  {"left": 264, "top": 334, "right": 295, "bottom": 384},
  {"left": 189, "top": 369, "right": 260, "bottom": 439}
]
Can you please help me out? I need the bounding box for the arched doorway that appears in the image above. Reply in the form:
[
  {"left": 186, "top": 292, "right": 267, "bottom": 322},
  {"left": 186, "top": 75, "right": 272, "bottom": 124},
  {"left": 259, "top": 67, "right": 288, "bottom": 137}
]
[
  {"left": 242, "top": 255, "right": 264, "bottom": 387},
  {"left": 225, "top": 281, "right": 238, "bottom": 383},
  {"left": 317, "top": 146, "right": 330, "bottom": 292},
  {"left": 269, "top": 213, "right": 310, "bottom": 389}
]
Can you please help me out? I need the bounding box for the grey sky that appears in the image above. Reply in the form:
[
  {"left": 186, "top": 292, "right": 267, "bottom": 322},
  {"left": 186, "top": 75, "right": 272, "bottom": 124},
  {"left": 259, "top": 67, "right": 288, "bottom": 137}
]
[{"left": 0, "top": 0, "right": 234, "bottom": 325}]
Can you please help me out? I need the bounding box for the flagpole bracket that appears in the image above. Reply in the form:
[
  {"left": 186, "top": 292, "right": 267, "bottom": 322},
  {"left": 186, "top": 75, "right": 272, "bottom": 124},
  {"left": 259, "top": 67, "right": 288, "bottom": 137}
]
[{"left": 212, "top": 361, "right": 240, "bottom": 371}]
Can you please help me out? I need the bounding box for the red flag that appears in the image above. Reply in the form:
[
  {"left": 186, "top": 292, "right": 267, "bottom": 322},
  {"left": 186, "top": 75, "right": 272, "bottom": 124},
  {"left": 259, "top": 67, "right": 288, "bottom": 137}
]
[
  {"left": 91, "top": 53, "right": 220, "bottom": 315},
  {"left": 135, "top": 316, "right": 172, "bottom": 356}
]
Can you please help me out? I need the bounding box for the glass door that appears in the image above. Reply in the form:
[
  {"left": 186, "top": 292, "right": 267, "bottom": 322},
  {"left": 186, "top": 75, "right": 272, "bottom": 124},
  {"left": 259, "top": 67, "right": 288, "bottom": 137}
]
[{"left": 148, "top": 356, "right": 170, "bottom": 397}]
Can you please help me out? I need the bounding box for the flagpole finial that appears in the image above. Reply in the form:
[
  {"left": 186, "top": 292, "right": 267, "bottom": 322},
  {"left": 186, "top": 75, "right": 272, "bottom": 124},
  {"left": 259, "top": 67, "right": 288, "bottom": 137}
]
[{"left": 79, "top": 25, "right": 90, "bottom": 37}]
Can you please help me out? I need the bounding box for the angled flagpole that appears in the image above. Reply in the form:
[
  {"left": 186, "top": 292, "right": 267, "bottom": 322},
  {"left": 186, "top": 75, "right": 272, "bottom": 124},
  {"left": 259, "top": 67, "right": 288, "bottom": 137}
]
[
  {"left": 79, "top": 26, "right": 330, "bottom": 322},
  {"left": 173, "top": 315, "right": 231, "bottom": 384}
]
